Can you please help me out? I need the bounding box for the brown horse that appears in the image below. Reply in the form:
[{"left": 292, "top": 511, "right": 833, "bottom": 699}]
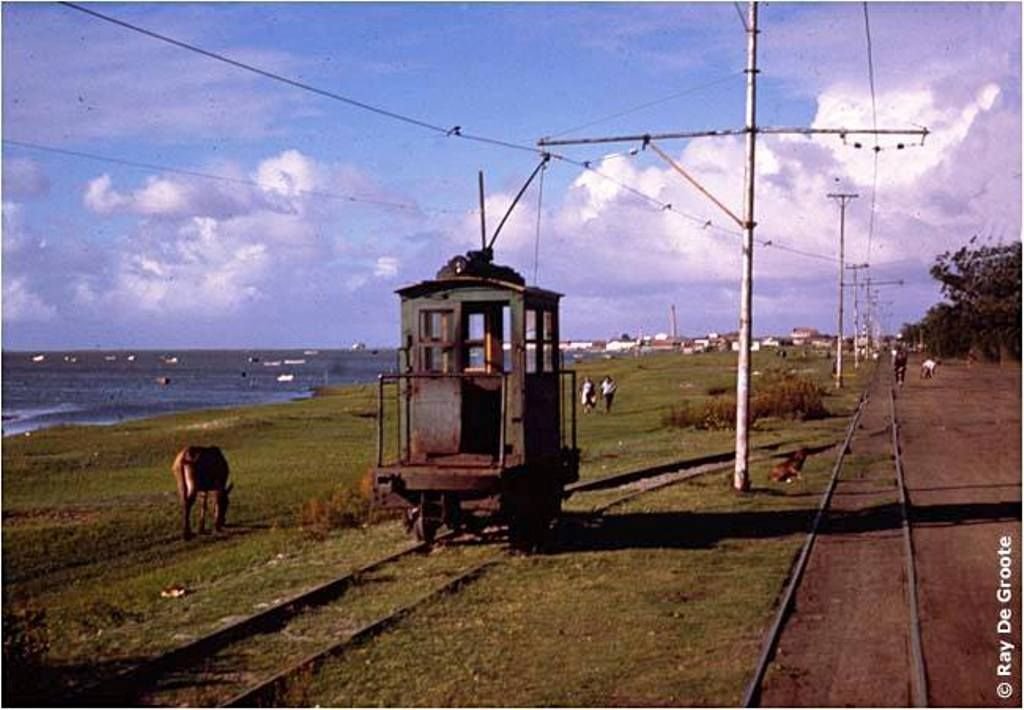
[{"left": 172, "top": 446, "right": 232, "bottom": 540}]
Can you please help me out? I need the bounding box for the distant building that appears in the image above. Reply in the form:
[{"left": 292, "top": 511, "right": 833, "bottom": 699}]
[
  {"left": 791, "top": 327, "right": 821, "bottom": 345},
  {"left": 731, "top": 339, "right": 762, "bottom": 352},
  {"left": 605, "top": 338, "right": 638, "bottom": 353}
]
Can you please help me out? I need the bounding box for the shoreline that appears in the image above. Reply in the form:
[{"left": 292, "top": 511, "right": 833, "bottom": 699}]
[{"left": 1, "top": 388, "right": 321, "bottom": 438}]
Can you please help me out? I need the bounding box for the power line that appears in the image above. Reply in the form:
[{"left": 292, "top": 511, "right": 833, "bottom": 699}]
[
  {"left": 56, "top": 1, "right": 847, "bottom": 268},
  {"left": 544, "top": 72, "right": 742, "bottom": 140},
  {"left": 2, "top": 138, "right": 464, "bottom": 215},
  {"left": 61, "top": 2, "right": 454, "bottom": 137},
  {"left": 864, "top": 2, "right": 880, "bottom": 262}
]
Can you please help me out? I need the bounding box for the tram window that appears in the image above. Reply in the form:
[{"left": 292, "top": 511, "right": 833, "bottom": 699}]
[
  {"left": 525, "top": 308, "right": 540, "bottom": 374},
  {"left": 467, "top": 313, "right": 485, "bottom": 341},
  {"left": 421, "top": 310, "right": 451, "bottom": 342},
  {"left": 419, "top": 309, "right": 453, "bottom": 373},
  {"left": 502, "top": 306, "right": 512, "bottom": 373},
  {"left": 422, "top": 346, "right": 452, "bottom": 373},
  {"left": 543, "top": 310, "right": 557, "bottom": 372},
  {"left": 467, "top": 346, "right": 486, "bottom": 370}
]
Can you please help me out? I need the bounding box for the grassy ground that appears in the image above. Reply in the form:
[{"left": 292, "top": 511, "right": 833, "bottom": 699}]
[{"left": 2, "top": 348, "right": 867, "bottom": 703}]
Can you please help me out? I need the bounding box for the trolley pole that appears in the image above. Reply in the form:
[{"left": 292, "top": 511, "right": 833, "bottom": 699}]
[
  {"left": 733, "top": 0, "right": 759, "bottom": 492},
  {"left": 827, "top": 193, "right": 857, "bottom": 389}
]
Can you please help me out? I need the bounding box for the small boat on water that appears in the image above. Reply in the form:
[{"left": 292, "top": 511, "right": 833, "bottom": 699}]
[
  {"left": 162, "top": 356, "right": 179, "bottom": 365},
  {"left": 105, "top": 355, "right": 117, "bottom": 362},
  {"left": 156, "top": 376, "right": 171, "bottom": 385},
  {"left": 276, "top": 373, "right": 295, "bottom": 383},
  {"left": 31, "top": 354, "right": 45, "bottom": 363},
  {"left": 303, "top": 349, "right": 319, "bottom": 356},
  {"left": 263, "top": 360, "right": 282, "bottom": 367},
  {"left": 351, "top": 342, "right": 366, "bottom": 351},
  {"left": 283, "top": 359, "right": 306, "bottom": 365},
  {"left": 127, "top": 354, "right": 136, "bottom": 362}
]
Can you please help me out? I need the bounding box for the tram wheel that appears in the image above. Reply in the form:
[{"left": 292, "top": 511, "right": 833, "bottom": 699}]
[{"left": 412, "top": 511, "right": 438, "bottom": 544}]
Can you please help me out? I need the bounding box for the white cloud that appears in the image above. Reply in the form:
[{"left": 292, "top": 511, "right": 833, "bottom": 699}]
[
  {"left": 84, "top": 174, "right": 129, "bottom": 214},
  {"left": 109, "top": 216, "right": 269, "bottom": 315},
  {"left": 255, "top": 150, "right": 319, "bottom": 198},
  {"left": 2, "top": 277, "right": 56, "bottom": 322}
]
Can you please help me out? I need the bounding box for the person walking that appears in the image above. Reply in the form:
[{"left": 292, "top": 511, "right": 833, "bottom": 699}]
[
  {"left": 580, "top": 376, "right": 596, "bottom": 413},
  {"left": 893, "top": 346, "right": 908, "bottom": 387},
  {"left": 600, "top": 375, "right": 617, "bottom": 413}
]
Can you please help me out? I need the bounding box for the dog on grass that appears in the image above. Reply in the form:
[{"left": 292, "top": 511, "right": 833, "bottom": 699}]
[{"left": 771, "top": 448, "right": 809, "bottom": 484}]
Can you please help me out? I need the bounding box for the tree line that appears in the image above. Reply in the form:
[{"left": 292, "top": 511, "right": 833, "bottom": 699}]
[{"left": 901, "top": 239, "right": 1021, "bottom": 361}]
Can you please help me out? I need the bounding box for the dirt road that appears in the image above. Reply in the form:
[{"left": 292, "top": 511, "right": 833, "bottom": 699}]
[{"left": 760, "top": 359, "right": 1021, "bottom": 707}]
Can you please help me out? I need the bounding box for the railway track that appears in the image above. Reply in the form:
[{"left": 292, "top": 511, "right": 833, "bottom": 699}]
[
  {"left": 73, "top": 438, "right": 827, "bottom": 707},
  {"left": 741, "top": 371, "right": 928, "bottom": 707}
]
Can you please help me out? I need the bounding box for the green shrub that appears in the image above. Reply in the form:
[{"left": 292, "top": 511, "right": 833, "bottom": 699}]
[
  {"left": 664, "top": 371, "right": 827, "bottom": 431},
  {"left": 752, "top": 370, "right": 828, "bottom": 421},
  {"left": 297, "top": 483, "right": 373, "bottom": 539}
]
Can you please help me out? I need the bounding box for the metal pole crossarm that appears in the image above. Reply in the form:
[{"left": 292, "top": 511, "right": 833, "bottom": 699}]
[
  {"left": 537, "top": 126, "right": 928, "bottom": 149},
  {"left": 646, "top": 140, "right": 746, "bottom": 229}
]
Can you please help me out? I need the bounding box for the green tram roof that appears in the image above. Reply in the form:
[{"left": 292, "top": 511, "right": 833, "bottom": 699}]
[{"left": 396, "top": 276, "right": 562, "bottom": 302}]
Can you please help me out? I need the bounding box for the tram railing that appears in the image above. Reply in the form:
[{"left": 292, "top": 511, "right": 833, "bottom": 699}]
[
  {"left": 375, "top": 372, "right": 509, "bottom": 468},
  {"left": 375, "top": 370, "right": 578, "bottom": 468}
]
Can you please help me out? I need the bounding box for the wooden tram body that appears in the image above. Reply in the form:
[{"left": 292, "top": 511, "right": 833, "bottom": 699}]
[{"left": 372, "top": 249, "right": 579, "bottom": 544}]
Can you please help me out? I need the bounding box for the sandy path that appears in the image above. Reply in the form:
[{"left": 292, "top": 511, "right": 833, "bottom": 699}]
[{"left": 760, "top": 359, "right": 1021, "bottom": 707}]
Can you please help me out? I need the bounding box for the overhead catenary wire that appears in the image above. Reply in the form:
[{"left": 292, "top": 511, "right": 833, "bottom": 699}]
[
  {"left": 2, "top": 138, "right": 464, "bottom": 216},
  {"left": 59, "top": 0, "right": 847, "bottom": 267},
  {"left": 864, "top": 2, "right": 880, "bottom": 266},
  {"left": 532, "top": 160, "right": 548, "bottom": 285},
  {"left": 544, "top": 72, "right": 742, "bottom": 140}
]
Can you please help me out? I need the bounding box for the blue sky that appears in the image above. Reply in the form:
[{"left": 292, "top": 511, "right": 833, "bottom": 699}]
[{"left": 3, "top": 2, "right": 1020, "bottom": 348}]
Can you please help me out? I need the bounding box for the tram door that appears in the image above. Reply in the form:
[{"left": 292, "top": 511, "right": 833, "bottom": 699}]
[
  {"left": 459, "top": 304, "right": 506, "bottom": 458},
  {"left": 409, "top": 302, "right": 507, "bottom": 463}
]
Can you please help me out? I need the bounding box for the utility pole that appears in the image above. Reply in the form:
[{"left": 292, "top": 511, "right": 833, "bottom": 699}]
[
  {"left": 537, "top": 1, "right": 927, "bottom": 494},
  {"left": 827, "top": 193, "right": 857, "bottom": 388},
  {"left": 734, "top": 0, "right": 759, "bottom": 492},
  {"left": 670, "top": 304, "right": 678, "bottom": 340},
  {"left": 845, "top": 263, "right": 869, "bottom": 367}
]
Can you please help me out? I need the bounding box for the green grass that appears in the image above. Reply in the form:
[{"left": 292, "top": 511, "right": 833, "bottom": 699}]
[{"left": 2, "top": 348, "right": 868, "bottom": 703}]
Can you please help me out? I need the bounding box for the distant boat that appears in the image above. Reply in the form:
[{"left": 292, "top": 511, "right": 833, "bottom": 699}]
[
  {"left": 63, "top": 355, "right": 78, "bottom": 363},
  {"left": 31, "top": 354, "right": 45, "bottom": 363},
  {"left": 283, "top": 359, "right": 306, "bottom": 365},
  {"left": 351, "top": 342, "right": 366, "bottom": 351},
  {"left": 162, "top": 356, "right": 179, "bottom": 365},
  {"left": 248, "top": 356, "right": 261, "bottom": 363},
  {"left": 127, "top": 354, "right": 136, "bottom": 362},
  {"left": 156, "top": 376, "right": 171, "bottom": 385},
  {"left": 263, "top": 360, "right": 282, "bottom": 367},
  {"left": 276, "top": 373, "right": 295, "bottom": 383},
  {"left": 105, "top": 355, "right": 117, "bottom": 362},
  {"left": 303, "top": 349, "right": 319, "bottom": 355}
]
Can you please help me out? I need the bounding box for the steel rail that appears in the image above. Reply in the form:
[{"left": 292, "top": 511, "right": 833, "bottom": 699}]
[
  {"left": 741, "top": 379, "right": 871, "bottom": 707},
  {"left": 566, "top": 439, "right": 839, "bottom": 496},
  {"left": 76, "top": 417, "right": 860, "bottom": 705},
  {"left": 220, "top": 558, "right": 499, "bottom": 707},
  {"left": 890, "top": 383, "right": 930, "bottom": 707},
  {"left": 75, "top": 535, "right": 453, "bottom": 705}
]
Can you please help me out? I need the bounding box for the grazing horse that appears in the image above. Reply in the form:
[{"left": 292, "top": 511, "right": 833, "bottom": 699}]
[
  {"left": 771, "top": 448, "right": 809, "bottom": 484},
  {"left": 172, "top": 446, "right": 232, "bottom": 540}
]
